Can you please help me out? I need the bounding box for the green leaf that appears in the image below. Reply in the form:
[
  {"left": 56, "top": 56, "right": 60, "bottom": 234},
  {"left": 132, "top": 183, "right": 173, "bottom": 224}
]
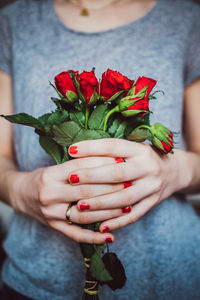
[
  {"left": 127, "top": 128, "right": 152, "bottom": 142},
  {"left": 52, "top": 121, "right": 81, "bottom": 147},
  {"left": 88, "top": 104, "right": 109, "bottom": 130},
  {"left": 62, "top": 147, "right": 70, "bottom": 163},
  {"left": 66, "top": 90, "right": 78, "bottom": 103},
  {"left": 1, "top": 113, "right": 43, "bottom": 130},
  {"left": 44, "top": 110, "right": 69, "bottom": 134},
  {"left": 69, "top": 111, "right": 85, "bottom": 128},
  {"left": 39, "top": 135, "right": 64, "bottom": 164},
  {"left": 114, "top": 121, "right": 127, "bottom": 139},
  {"left": 94, "top": 245, "right": 106, "bottom": 256},
  {"left": 38, "top": 113, "right": 52, "bottom": 126},
  {"left": 72, "top": 129, "right": 110, "bottom": 143},
  {"left": 90, "top": 252, "right": 113, "bottom": 282}
]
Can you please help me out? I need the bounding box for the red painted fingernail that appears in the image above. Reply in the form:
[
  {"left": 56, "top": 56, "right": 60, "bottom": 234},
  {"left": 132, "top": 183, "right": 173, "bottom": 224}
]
[
  {"left": 102, "top": 226, "right": 110, "bottom": 233},
  {"left": 105, "top": 237, "right": 113, "bottom": 243},
  {"left": 69, "top": 174, "right": 79, "bottom": 184},
  {"left": 114, "top": 157, "right": 124, "bottom": 164},
  {"left": 69, "top": 146, "right": 78, "bottom": 155},
  {"left": 79, "top": 203, "right": 90, "bottom": 210},
  {"left": 124, "top": 181, "right": 132, "bottom": 189},
  {"left": 122, "top": 206, "right": 132, "bottom": 213}
]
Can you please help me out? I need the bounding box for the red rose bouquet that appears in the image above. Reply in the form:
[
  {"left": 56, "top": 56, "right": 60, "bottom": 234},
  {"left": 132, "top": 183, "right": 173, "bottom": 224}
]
[{"left": 1, "top": 68, "right": 174, "bottom": 299}]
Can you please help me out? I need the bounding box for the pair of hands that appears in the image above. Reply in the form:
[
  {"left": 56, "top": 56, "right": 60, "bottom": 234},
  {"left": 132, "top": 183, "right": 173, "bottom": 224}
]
[{"left": 14, "top": 139, "right": 179, "bottom": 244}]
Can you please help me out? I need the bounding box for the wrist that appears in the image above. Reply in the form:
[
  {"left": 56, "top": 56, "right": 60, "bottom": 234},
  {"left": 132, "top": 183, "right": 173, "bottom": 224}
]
[{"left": 171, "top": 149, "right": 200, "bottom": 194}]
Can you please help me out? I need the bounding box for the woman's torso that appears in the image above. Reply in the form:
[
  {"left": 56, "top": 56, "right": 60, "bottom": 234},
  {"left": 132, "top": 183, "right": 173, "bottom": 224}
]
[{"left": 1, "top": 0, "right": 200, "bottom": 299}]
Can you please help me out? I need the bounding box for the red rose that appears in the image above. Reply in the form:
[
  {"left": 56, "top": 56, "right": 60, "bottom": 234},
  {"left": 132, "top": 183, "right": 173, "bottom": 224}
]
[
  {"left": 100, "top": 69, "right": 134, "bottom": 100},
  {"left": 120, "top": 76, "right": 157, "bottom": 117},
  {"left": 79, "top": 70, "right": 99, "bottom": 104},
  {"left": 54, "top": 70, "right": 79, "bottom": 102}
]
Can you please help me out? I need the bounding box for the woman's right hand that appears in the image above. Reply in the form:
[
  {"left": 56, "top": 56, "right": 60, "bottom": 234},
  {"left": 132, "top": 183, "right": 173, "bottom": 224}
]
[{"left": 9, "top": 156, "right": 123, "bottom": 244}]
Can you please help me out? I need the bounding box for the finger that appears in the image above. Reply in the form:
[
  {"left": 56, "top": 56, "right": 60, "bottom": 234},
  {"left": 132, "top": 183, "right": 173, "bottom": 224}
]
[
  {"left": 68, "top": 159, "right": 147, "bottom": 185},
  {"left": 41, "top": 203, "right": 123, "bottom": 224},
  {"left": 39, "top": 181, "right": 124, "bottom": 205},
  {"left": 49, "top": 220, "right": 114, "bottom": 244},
  {"left": 77, "top": 177, "right": 159, "bottom": 210},
  {"left": 68, "top": 138, "right": 146, "bottom": 158},
  {"left": 99, "top": 194, "right": 158, "bottom": 232},
  {"left": 45, "top": 156, "right": 117, "bottom": 182}
]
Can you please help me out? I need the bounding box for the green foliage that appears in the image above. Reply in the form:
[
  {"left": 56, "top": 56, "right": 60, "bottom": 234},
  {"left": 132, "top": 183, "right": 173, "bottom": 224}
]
[
  {"left": 44, "top": 110, "right": 69, "bottom": 134},
  {"left": 88, "top": 104, "right": 109, "bottom": 130},
  {"left": 39, "top": 135, "right": 64, "bottom": 164},
  {"left": 72, "top": 129, "right": 110, "bottom": 143},
  {"left": 1, "top": 113, "right": 43, "bottom": 131},
  {"left": 90, "top": 252, "right": 113, "bottom": 282},
  {"left": 52, "top": 121, "right": 81, "bottom": 147},
  {"left": 69, "top": 111, "right": 85, "bottom": 127},
  {"left": 127, "top": 128, "right": 152, "bottom": 142}
]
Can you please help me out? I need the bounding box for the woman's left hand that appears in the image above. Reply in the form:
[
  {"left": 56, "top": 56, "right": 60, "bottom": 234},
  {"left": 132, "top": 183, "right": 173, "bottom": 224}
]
[{"left": 67, "top": 138, "right": 186, "bottom": 233}]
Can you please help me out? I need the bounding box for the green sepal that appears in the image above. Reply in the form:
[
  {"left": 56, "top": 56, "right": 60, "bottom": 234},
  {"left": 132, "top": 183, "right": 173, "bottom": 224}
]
[
  {"left": 49, "top": 81, "right": 68, "bottom": 101},
  {"left": 50, "top": 97, "right": 62, "bottom": 109},
  {"left": 90, "top": 252, "right": 113, "bottom": 282},
  {"left": 52, "top": 121, "right": 81, "bottom": 147},
  {"left": 119, "top": 98, "right": 141, "bottom": 111},
  {"left": 39, "top": 135, "right": 64, "bottom": 164},
  {"left": 121, "top": 109, "right": 149, "bottom": 117},
  {"left": 69, "top": 71, "right": 85, "bottom": 103},
  {"left": 126, "top": 82, "right": 136, "bottom": 96},
  {"left": 1, "top": 113, "right": 43, "bottom": 131},
  {"left": 66, "top": 90, "right": 79, "bottom": 103},
  {"left": 87, "top": 88, "right": 99, "bottom": 106}
]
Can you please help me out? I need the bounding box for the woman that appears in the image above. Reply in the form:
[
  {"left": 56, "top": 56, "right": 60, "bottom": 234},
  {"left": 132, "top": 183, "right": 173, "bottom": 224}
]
[{"left": 0, "top": 0, "right": 200, "bottom": 299}]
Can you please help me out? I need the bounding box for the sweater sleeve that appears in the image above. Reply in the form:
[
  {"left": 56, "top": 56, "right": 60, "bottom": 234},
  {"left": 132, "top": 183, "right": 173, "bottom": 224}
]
[
  {"left": 184, "top": 8, "right": 200, "bottom": 87},
  {"left": 0, "top": 13, "right": 12, "bottom": 75}
]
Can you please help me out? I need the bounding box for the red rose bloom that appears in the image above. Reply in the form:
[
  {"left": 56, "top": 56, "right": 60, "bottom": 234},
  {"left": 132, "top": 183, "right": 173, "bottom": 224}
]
[
  {"left": 150, "top": 123, "right": 174, "bottom": 154},
  {"left": 127, "top": 76, "right": 157, "bottom": 112},
  {"left": 160, "top": 138, "right": 174, "bottom": 154},
  {"left": 100, "top": 69, "right": 134, "bottom": 100},
  {"left": 54, "top": 70, "right": 79, "bottom": 100},
  {"left": 120, "top": 76, "right": 157, "bottom": 116},
  {"left": 79, "top": 70, "right": 99, "bottom": 104}
]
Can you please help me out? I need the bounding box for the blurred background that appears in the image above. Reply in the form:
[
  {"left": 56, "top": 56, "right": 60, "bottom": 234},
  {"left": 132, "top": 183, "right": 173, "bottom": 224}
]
[{"left": 0, "top": 0, "right": 200, "bottom": 289}]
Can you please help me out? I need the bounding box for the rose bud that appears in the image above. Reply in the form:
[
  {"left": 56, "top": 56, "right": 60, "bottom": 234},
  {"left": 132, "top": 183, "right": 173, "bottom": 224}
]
[
  {"left": 150, "top": 123, "right": 174, "bottom": 154},
  {"left": 79, "top": 70, "right": 99, "bottom": 105},
  {"left": 100, "top": 69, "right": 134, "bottom": 101},
  {"left": 54, "top": 70, "right": 79, "bottom": 102},
  {"left": 119, "top": 76, "right": 157, "bottom": 117}
]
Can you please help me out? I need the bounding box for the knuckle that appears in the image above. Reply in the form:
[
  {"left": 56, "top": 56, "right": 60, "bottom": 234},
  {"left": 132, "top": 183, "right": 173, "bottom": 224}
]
[
  {"left": 153, "top": 178, "right": 162, "bottom": 193},
  {"left": 113, "top": 166, "right": 126, "bottom": 182},
  {"left": 40, "top": 167, "right": 51, "bottom": 186},
  {"left": 38, "top": 187, "right": 50, "bottom": 205},
  {"left": 78, "top": 185, "right": 91, "bottom": 199},
  {"left": 123, "top": 191, "right": 134, "bottom": 207},
  {"left": 78, "top": 213, "right": 89, "bottom": 224}
]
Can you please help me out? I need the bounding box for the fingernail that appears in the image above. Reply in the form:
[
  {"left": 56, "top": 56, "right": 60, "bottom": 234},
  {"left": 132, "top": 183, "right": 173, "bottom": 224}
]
[
  {"left": 105, "top": 237, "right": 113, "bottom": 243},
  {"left": 114, "top": 157, "right": 124, "bottom": 164},
  {"left": 69, "top": 174, "right": 79, "bottom": 184},
  {"left": 122, "top": 206, "right": 132, "bottom": 213},
  {"left": 79, "top": 203, "right": 90, "bottom": 210},
  {"left": 69, "top": 146, "right": 78, "bottom": 155},
  {"left": 124, "top": 181, "right": 132, "bottom": 189},
  {"left": 102, "top": 226, "right": 110, "bottom": 233}
]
